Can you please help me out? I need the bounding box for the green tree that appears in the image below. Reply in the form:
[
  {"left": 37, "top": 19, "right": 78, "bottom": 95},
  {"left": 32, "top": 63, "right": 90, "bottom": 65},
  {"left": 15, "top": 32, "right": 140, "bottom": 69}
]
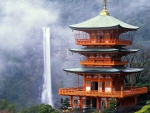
[
  {"left": 20, "top": 107, "right": 29, "bottom": 113},
  {"left": 7, "top": 104, "right": 16, "bottom": 113},
  {"left": 108, "top": 98, "right": 116, "bottom": 110},
  {"left": 60, "top": 98, "right": 70, "bottom": 110},
  {"left": 135, "top": 100, "right": 150, "bottom": 113},
  {"left": 0, "top": 98, "right": 16, "bottom": 113},
  {"left": 0, "top": 98, "right": 9, "bottom": 110},
  {"left": 19, "top": 104, "right": 58, "bottom": 113},
  {"left": 123, "top": 45, "right": 150, "bottom": 85},
  {"left": 38, "top": 104, "right": 58, "bottom": 113}
]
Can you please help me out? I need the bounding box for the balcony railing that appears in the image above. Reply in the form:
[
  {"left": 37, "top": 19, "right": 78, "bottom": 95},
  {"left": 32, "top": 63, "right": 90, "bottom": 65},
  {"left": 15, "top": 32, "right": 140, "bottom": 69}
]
[
  {"left": 75, "top": 39, "right": 131, "bottom": 46},
  {"left": 80, "top": 60, "right": 128, "bottom": 66},
  {"left": 58, "top": 86, "right": 147, "bottom": 98}
]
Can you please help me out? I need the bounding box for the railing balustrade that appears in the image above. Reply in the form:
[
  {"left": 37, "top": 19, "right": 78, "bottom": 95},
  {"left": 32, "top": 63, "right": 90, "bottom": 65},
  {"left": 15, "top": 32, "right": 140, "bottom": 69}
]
[
  {"left": 75, "top": 38, "right": 131, "bottom": 46},
  {"left": 123, "top": 87, "right": 147, "bottom": 96},
  {"left": 59, "top": 86, "right": 147, "bottom": 97}
]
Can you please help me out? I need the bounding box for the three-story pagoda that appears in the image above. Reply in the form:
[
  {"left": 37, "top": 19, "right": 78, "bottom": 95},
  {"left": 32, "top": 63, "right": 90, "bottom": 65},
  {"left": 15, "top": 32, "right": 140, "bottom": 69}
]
[{"left": 58, "top": 0, "right": 148, "bottom": 110}]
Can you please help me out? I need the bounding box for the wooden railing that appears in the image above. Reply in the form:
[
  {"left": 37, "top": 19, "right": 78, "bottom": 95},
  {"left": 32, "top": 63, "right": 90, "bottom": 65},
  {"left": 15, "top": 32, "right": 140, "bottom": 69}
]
[
  {"left": 58, "top": 87, "right": 83, "bottom": 93},
  {"left": 80, "top": 60, "right": 128, "bottom": 66},
  {"left": 123, "top": 87, "right": 148, "bottom": 96},
  {"left": 58, "top": 87, "right": 147, "bottom": 98},
  {"left": 75, "top": 39, "right": 131, "bottom": 46}
]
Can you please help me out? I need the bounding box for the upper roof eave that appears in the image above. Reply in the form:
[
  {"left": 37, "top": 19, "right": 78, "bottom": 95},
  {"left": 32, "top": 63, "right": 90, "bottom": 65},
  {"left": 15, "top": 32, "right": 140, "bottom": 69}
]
[
  {"left": 69, "top": 25, "right": 138, "bottom": 31},
  {"left": 69, "top": 15, "right": 139, "bottom": 31}
]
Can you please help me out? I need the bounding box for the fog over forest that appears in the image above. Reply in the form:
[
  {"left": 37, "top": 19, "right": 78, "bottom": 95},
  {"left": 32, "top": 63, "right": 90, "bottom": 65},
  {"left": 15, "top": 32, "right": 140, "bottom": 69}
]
[{"left": 0, "top": 0, "right": 149, "bottom": 109}]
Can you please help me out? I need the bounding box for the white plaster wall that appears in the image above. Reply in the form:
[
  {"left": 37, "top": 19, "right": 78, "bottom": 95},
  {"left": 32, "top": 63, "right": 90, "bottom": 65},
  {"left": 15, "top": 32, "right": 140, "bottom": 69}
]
[
  {"left": 86, "top": 86, "right": 91, "bottom": 91},
  {"left": 105, "top": 87, "right": 111, "bottom": 92}
]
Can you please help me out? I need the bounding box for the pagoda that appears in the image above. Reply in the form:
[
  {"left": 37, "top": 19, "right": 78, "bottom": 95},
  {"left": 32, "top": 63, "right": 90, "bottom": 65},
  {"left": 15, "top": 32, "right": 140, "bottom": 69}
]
[{"left": 58, "top": 0, "right": 148, "bottom": 110}]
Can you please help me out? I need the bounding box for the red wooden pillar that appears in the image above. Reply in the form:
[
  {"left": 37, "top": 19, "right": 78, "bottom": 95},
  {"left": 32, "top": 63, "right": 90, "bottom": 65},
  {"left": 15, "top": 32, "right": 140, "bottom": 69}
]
[
  {"left": 79, "top": 96, "right": 82, "bottom": 109},
  {"left": 96, "top": 97, "right": 100, "bottom": 110},
  {"left": 102, "top": 76, "right": 105, "bottom": 92},
  {"left": 106, "top": 98, "right": 109, "bottom": 108},
  {"left": 70, "top": 96, "right": 73, "bottom": 107},
  {"left": 116, "top": 98, "right": 118, "bottom": 102},
  {"left": 99, "top": 97, "right": 101, "bottom": 109}
]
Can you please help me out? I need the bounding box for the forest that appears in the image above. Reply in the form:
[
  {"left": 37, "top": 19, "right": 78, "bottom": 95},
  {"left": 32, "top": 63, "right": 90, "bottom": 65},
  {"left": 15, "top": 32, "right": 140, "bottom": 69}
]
[{"left": 0, "top": 0, "right": 150, "bottom": 112}]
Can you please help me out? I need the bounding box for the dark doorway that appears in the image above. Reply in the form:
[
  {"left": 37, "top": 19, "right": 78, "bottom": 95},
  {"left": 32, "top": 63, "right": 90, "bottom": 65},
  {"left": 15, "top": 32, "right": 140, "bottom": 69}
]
[
  {"left": 95, "top": 82, "right": 98, "bottom": 90},
  {"left": 92, "top": 98, "right": 96, "bottom": 108},
  {"left": 91, "top": 82, "right": 98, "bottom": 90},
  {"left": 86, "top": 99, "right": 91, "bottom": 108}
]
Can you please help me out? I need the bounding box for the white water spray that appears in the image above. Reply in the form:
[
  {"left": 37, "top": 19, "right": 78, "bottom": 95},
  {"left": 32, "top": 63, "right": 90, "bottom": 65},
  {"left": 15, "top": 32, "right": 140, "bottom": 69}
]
[{"left": 41, "top": 27, "right": 53, "bottom": 106}]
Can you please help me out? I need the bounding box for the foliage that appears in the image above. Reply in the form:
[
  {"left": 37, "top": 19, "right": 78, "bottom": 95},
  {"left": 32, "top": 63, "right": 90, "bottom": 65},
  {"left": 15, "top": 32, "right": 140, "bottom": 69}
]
[
  {"left": 123, "top": 45, "right": 150, "bottom": 85},
  {"left": 38, "top": 104, "right": 56, "bottom": 113},
  {"left": 136, "top": 82, "right": 150, "bottom": 91},
  {"left": 19, "top": 108, "right": 29, "bottom": 113},
  {"left": 60, "top": 98, "right": 70, "bottom": 110},
  {"left": 135, "top": 100, "right": 150, "bottom": 113},
  {"left": 102, "top": 108, "right": 114, "bottom": 113},
  {"left": 7, "top": 104, "right": 16, "bottom": 113},
  {"left": 146, "top": 101, "right": 150, "bottom": 105},
  {"left": 92, "top": 98, "right": 118, "bottom": 113},
  {"left": 0, "top": 98, "right": 16, "bottom": 113},
  {"left": 19, "top": 104, "right": 58, "bottom": 113},
  {"left": 108, "top": 98, "right": 116, "bottom": 110}
]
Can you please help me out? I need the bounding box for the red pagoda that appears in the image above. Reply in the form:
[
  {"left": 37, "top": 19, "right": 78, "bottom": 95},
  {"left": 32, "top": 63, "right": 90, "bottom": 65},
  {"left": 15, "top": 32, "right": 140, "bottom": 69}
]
[{"left": 58, "top": 0, "right": 147, "bottom": 110}]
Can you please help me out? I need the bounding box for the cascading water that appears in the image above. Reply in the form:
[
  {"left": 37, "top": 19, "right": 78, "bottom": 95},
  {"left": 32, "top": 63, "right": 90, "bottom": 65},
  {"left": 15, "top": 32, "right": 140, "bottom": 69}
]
[{"left": 41, "top": 27, "right": 53, "bottom": 106}]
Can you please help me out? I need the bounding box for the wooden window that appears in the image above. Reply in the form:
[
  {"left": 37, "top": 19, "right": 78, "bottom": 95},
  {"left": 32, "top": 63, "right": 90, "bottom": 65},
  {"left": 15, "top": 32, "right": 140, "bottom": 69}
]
[
  {"left": 105, "top": 81, "right": 110, "bottom": 86},
  {"left": 86, "top": 80, "right": 91, "bottom": 85}
]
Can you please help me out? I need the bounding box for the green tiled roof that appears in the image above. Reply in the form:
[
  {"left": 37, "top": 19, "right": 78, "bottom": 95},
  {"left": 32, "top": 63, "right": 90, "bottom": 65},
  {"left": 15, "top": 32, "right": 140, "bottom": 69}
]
[
  {"left": 64, "top": 67, "right": 143, "bottom": 74},
  {"left": 69, "top": 15, "right": 138, "bottom": 30}
]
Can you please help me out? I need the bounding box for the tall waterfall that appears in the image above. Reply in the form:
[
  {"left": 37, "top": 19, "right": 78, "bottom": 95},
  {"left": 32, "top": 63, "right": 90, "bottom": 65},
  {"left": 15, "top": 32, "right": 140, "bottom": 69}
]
[{"left": 41, "top": 27, "right": 53, "bottom": 106}]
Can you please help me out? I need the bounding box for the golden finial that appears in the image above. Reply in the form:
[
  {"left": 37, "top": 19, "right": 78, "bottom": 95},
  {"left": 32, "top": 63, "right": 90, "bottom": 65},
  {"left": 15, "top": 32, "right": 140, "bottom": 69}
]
[{"left": 100, "top": 0, "right": 110, "bottom": 15}]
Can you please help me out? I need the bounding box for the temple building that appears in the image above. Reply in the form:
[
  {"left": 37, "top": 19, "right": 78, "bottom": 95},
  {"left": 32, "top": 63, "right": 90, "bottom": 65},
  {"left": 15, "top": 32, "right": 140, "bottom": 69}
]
[{"left": 58, "top": 0, "right": 148, "bottom": 110}]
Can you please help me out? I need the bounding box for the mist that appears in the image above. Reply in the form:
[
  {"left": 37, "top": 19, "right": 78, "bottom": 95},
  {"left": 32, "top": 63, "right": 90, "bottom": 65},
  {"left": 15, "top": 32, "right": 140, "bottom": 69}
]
[
  {"left": 0, "top": 0, "right": 60, "bottom": 108},
  {"left": 0, "top": 0, "right": 59, "bottom": 48}
]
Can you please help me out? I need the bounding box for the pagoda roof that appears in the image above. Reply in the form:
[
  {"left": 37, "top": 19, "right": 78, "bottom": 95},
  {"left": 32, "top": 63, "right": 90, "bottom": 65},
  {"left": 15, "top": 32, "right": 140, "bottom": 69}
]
[
  {"left": 70, "top": 47, "right": 138, "bottom": 53},
  {"left": 64, "top": 67, "right": 143, "bottom": 74},
  {"left": 69, "top": 15, "right": 138, "bottom": 30}
]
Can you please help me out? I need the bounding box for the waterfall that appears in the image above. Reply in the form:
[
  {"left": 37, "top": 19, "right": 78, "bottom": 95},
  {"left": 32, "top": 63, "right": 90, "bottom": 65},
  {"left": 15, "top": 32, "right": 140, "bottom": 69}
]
[{"left": 41, "top": 27, "right": 53, "bottom": 106}]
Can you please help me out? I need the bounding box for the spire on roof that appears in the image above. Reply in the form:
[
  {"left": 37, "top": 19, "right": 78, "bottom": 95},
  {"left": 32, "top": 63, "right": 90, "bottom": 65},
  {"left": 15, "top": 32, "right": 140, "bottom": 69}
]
[{"left": 100, "top": 0, "right": 110, "bottom": 16}]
